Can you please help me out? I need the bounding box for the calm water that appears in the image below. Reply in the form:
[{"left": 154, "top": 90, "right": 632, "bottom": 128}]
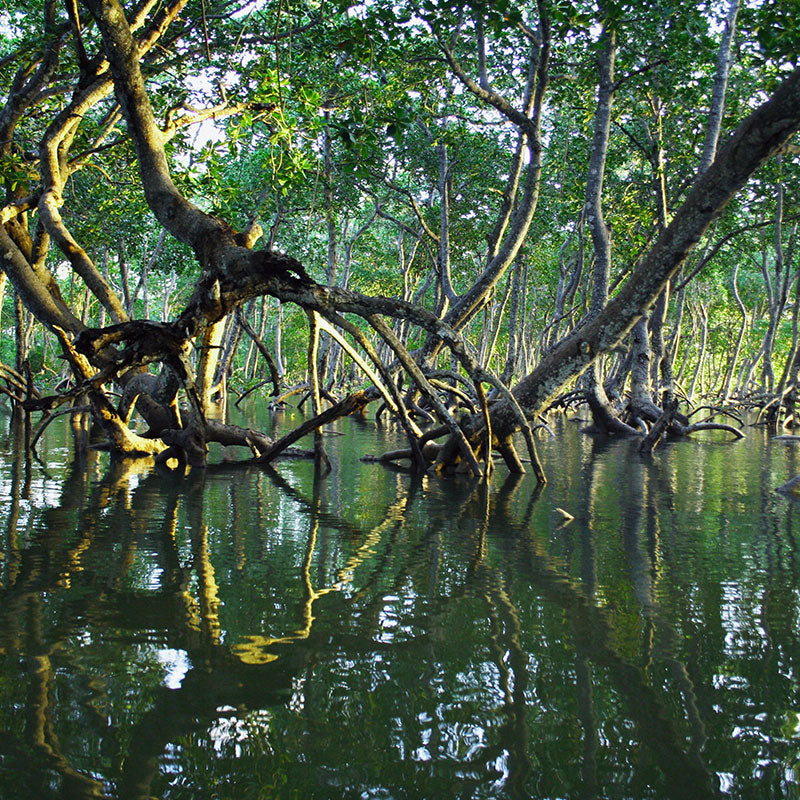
[{"left": 1, "top": 402, "right": 800, "bottom": 799}]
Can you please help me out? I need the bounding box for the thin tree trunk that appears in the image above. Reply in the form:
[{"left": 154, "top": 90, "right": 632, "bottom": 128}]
[
  {"left": 721, "top": 263, "right": 747, "bottom": 401},
  {"left": 317, "top": 119, "right": 338, "bottom": 383},
  {"left": 325, "top": 211, "right": 378, "bottom": 389},
  {"left": 585, "top": 25, "right": 616, "bottom": 322},
  {"left": 430, "top": 23, "right": 550, "bottom": 342},
  {"left": 629, "top": 316, "right": 653, "bottom": 421},
  {"left": 581, "top": 20, "right": 622, "bottom": 432},
  {"left": 0, "top": 271, "right": 6, "bottom": 355},
  {"left": 161, "top": 271, "right": 175, "bottom": 322},
  {"left": 254, "top": 296, "right": 270, "bottom": 379},
  {"left": 761, "top": 172, "right": 793, "bottom": 394},
  {"left": 666, "top": 285, "right": 685, "bottom": 369},
  {"left": 274, "top": 300, "right": 286, "bottom": 378},
  {"left": 688, "top": 303, "right": 708, "bottom": 401},
  {"left": 435, "top": 140, "right": 456, "bottom": 316},
  {"left": 132, "top": 227, "right": 166, "bottom": 317},
  {"left": 237, "top": 305, "right": 281, "bottom": 395},
  {"left": 117, "top": 237, "right": 131, "bottom": 313},
  {"left": 646, "top": 94, "right": 670, "bottom": 398},
  {"left": 480, "top": 273, "right": 513, "bottom": 371},
  {"left": 98, "top": 246, "right": 109, "bottom": 328},
  {"left": 698, "top": 0, "right": 740, "bottom": 175},
  {"left": 501, "top": 257, "right": 525, "bottom": 383},
  {"left": 14, "top": 292, "right": 30, "bottom": 373}
]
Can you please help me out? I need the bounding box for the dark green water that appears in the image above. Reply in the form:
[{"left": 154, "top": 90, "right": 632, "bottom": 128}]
[{"left": 2, "top": 404, "right": 800, "bottom": 799}]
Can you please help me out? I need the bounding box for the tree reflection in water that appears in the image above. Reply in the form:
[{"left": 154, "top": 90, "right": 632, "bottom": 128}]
[{"left": 1, "top": 409, "right": 799, "bottom": 798}]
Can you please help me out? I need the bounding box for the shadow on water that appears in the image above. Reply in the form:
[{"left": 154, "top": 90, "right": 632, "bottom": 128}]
[{"left": 1, "top": 408, "right": 800, "bottom": 798}]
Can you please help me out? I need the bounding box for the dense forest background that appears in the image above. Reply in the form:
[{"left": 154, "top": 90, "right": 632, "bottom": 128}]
[{"left": 2, "top": 0, "right": 800, "bottom": 477}]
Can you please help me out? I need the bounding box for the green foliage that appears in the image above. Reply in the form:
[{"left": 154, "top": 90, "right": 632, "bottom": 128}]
[
  {"left": 741, "top": 0, "right": 800, "bottom": 68},
  {"left": 0, "top": 0, "right": 797, "bottom": 393}
]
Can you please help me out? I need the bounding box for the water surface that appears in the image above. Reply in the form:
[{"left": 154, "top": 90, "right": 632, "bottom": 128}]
[{"left": 1, "top": 404, "right": 799, "bottom": 799}]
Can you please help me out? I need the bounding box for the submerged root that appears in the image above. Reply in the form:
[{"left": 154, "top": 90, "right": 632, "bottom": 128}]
[
  {"left": 366, "top": 420, "right": 545, "bottom": 483},
  {"left": 583, "top": 388, "right": 640, "bottom": 437},
  {"left": 362, "top": 441, "right": 441, "bottom": 466},
  {"left": 639, "top": 398, "right": 678, "bottom": 454}
]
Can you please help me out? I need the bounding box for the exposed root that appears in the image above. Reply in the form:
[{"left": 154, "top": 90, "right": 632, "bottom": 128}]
[
  {"left": 532, "top": 420, "right": 555, "bottom": 437},
  {"left": 367, "top": 314, "right": 484, "bottom": 477},
  {"left": 236, "top": 306, "right": 282, "bottom": 397},
  {"left": 0, "top": 361, "right": 32, "bottom": 402},
  {"left": 583, "top": 389, "right": 640, "bottom": 436},
  {"left": 546, "top": 389, "right": 586, "bottom": 413},
  {"left": 235, "top": 377, "right": 276, "bottom": 408},
  {"left": 640, "top": 398, "right": 678, "bottom": 454},
  {"left": 428, "top": 378, "right": 478, "bottom": 411},
  {"left": 306, "top": 310, "right": 332, "bottom": 473},
  {"left": 687, "top": 405, "right": 744, "bottom": 426},
  {"left": 258, "top": 391, "right": 372, "bottom": 464},
  {"left": 159, "top": 425, "right": 207, "bottom": 467},
  {"left": 270, "top": 383, "right": 309, "bottom": 406},
  {"left": 31, "top": 404, "right": 92, "bottom": 455},
  {"left": 361, "top": 441, "right": 441, "bottom": 465},
  {"left": 321, "top": 308, "right": 426, "bottom": 470},
  {"left": 677, "top": 421, "right": 745, "bottom": 439},
  {"left": 409, "top": 403, "right": 436, "bottom": 424},
  {"left": 52, "top": 327, "right": 167, "bottom": 457},
  {"left": 497, "top": 436, "right": 525, "bottom": 474}
]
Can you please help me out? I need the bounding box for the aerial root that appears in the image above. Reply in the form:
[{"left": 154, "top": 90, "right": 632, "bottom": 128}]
[
  {"left": 365, "top": 426, "right": 543, "bottom": 483},
  {"left": 497, "top": 436, "right": 525, "bottom": 474},
  {"left": 687, "top": 405, "right": 744, "bottom": 426},
  {"left": 258, "top": 391, "right": 372, "bottom": 464},
  {"left": 52, "top": 326, "right": 167, "bottom": 457},
  {"left": 677, "top": 421, "right": 745, "bottom": 439},
  {"left": 640, "top": 398, "right": 679, "bottom": 455}
]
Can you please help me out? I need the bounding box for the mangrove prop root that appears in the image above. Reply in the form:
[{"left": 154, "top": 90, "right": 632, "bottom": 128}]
[{"left": 258, "top": 391, "right": 372, "bottom": 464}]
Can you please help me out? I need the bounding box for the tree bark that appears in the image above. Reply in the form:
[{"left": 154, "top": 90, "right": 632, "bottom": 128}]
[
  {"left": 720, "top": 264, "right": 747, "bottom": 401},
  {"left": 488, "top": 65, "right": 800, "bottom": 440},
  {"left": 698, "top": 0, "right": 740, "bottom": 175},
  {"left": 580, "top": 19, "right": 618, "bottom": 433}
]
